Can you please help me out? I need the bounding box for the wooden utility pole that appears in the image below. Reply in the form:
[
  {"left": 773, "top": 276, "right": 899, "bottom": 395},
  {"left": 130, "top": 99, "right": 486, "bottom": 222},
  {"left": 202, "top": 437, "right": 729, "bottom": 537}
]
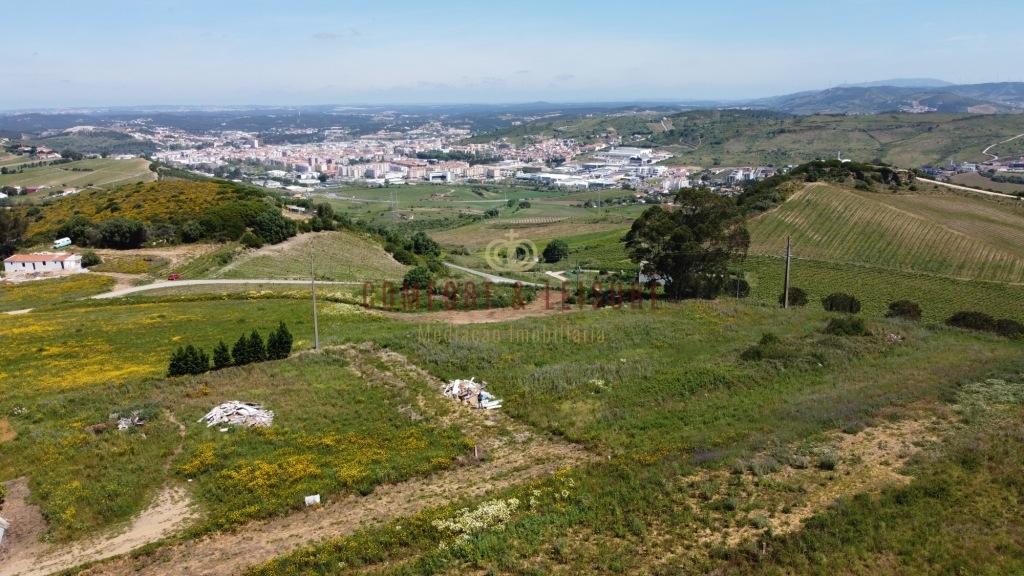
[
  {"left": 310, "top": 250, "right": 320, "bottom": 351},
  {"left": 783, "top": 236, "right": 792, "bottom": 309}
]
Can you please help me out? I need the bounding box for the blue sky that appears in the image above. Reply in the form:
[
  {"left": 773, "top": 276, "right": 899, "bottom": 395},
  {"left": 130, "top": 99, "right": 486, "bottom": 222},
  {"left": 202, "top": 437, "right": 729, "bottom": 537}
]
[{"left": 4, "top": 0, "right": 1022, "bottom": 109}]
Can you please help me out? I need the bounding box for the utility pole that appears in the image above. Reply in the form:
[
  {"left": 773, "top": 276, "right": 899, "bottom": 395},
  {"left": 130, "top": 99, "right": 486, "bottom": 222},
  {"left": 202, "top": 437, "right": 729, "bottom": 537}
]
[
  {"left": 783, "top": 236, "right": 792, "bottom": 309},
  {"left": 310, "top": 250, "right": 320, "bottom": 351}
]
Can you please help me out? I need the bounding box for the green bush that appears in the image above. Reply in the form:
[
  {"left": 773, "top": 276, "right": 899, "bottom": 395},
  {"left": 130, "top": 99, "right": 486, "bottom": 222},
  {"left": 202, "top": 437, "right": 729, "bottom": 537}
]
[
  {"left": 946, "top": 311, "right": 997, "bottom": 332},
  {"left": 822, "top": 292, "right": 861, "bottom": 313},
  {"left": 778, "top": 286, "right": 808, "bottom": 307},
  {"left": 825, "top": 316, "right": 870, "bottom": 336},
  {"left": 994, "top": 318, "right": 1024, "bottom": 339},
  {"left": 240, "top": 230, "right": 264, "bottom": 249},
  {"left": 80, "top": 250, "right": 102, "bottom": 268},
  {"left": 403, "top": 266, "right": 433, "bottom": 289},
  {"left": 98, "top": 217, "right": 147, "bottom": 249},
  {"left": 740, "top": 332, "right": 794, "bottom": 361},
  {"left": 725, "top": 277, "right": 751, "bottom": 298},
  {"left": 886, "top": 299, "right": 922, "bottom": 321},
  {"left": 542, "top": 239, "right": 569, "bottom": 263}
]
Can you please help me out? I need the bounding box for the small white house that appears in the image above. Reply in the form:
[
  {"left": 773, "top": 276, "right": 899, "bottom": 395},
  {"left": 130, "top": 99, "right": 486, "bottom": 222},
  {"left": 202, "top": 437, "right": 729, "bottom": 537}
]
[
  {"left": 53, "top": 237, "right": 73, "bottom": 249},
  {"left": 3, "top": 252, "right": 84, "bottom": 277}
]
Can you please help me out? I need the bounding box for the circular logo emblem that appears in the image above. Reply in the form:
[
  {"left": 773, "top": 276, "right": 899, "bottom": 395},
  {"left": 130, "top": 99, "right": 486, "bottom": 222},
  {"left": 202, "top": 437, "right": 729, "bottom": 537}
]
[{"left": 484, "top": 231, "right": 538, "bottom": 273}]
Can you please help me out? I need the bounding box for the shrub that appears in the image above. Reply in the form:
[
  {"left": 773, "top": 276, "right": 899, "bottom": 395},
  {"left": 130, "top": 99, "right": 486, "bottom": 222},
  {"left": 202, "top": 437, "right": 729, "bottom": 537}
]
[
  {"left": 778, "top": 286, "right": 808, "bottom": 307},
  {"left": 404, "top": 266, "right": 433, "bottom": 289},
  {"left": 240, "top": 230, "right": 264, "bottom": 249},
  {"left": 994, "top": 318, "right": 1024, "bottom": 339},
  {"left": 946, "top": 311, "right": 997, "bottom": 332},
  {"left": 822, "top": 292, "right": 861, "bottom": 313},
  {"left": 391, "top": 248, "right": 416, "bottom": 265},
  {"left": 80, "top": 250, "right": 102, "bottom": 268},
  {"left": 410, "top": 231, "right": 441, "bottom": 256},
  {"left": 740, "top": 332, "right": 793, "bottom": 361},
  {"left": 725, "top": 277, "right": 750, "bottom": 298},
  {"left": 825, "top": 316, "right": 870, "bottom": 336},
  {"left": 542, "top": 239, "right": 570, "bottom": 263},
  {"left": 98, "top": 217, "right": 147, "bottom": 248},
  {"left": 886, "top": 299, "right": 922, "bottom": 321},
  {"left": 816, "top": 449, "right": 839, "bottom": 471}
]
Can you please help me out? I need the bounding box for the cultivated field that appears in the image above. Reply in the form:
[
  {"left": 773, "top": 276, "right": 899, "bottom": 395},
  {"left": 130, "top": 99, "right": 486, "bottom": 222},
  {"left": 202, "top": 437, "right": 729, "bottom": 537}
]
[
  {"left": 748, "top": 184, "right": 1024, "bottom": 283},
  {"left": 951, "top": 172, "right": 1024, "bottom": 195},
  {"left": 0, "top": 158, "right": 155, "bottom": 193}
]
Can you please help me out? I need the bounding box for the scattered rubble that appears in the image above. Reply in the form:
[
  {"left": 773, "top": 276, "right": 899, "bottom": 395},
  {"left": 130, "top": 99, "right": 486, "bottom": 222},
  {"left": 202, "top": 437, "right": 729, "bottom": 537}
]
[
  {"left": 443, "top": 378, "right": 503, "bottom": 410},
  {"left": 199, "top": 402, "right": 274, "bottom": 428},
  {"left": 114, "top": 410, "right": 147, "bottom": 431},
  {"left": 304, "top": 494, "right": 321, "bottom": 507}
]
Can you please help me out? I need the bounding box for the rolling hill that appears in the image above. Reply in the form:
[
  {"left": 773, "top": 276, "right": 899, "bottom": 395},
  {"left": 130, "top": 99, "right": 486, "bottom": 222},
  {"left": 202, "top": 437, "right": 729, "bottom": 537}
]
[{"left": 748, "top": 183, "right": 1024, "bottom": 284}]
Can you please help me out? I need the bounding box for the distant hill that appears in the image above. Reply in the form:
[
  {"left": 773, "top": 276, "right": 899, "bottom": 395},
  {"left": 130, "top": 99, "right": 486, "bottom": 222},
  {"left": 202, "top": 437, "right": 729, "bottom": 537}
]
[
  {"left": 749, "top": 82, "right": 1024, "bottom": 115},
  {"left": 838, "top": 78, "right": 954, "bottom": 89}
]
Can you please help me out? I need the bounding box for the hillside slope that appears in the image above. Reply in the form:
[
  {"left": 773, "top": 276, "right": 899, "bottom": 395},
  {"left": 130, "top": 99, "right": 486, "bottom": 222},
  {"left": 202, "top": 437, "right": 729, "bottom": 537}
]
[{"left": 748, "top": 184, "right": 1024, "bottom": 283}]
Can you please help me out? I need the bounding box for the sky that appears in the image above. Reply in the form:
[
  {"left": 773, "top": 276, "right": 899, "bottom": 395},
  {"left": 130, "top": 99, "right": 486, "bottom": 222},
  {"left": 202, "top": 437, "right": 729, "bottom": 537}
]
[{"left": 4, "top": 0, "right": 1022, "bottom": 110}]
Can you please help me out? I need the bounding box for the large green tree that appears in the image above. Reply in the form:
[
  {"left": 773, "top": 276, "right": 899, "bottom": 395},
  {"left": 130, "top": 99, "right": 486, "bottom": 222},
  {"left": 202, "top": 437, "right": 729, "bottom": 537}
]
[{"left": 624, "top": 189, "right": 750, "bottom": 299}]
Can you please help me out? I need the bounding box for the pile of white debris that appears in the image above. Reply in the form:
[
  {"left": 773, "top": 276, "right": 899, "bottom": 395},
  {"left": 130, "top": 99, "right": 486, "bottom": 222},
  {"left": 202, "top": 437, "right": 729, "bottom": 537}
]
[
  {"left": 442, "top": 377, "right": 502, "bottom": 410},
  {"left": 199, "top": 401, "right": 274, "bottom": 428}
]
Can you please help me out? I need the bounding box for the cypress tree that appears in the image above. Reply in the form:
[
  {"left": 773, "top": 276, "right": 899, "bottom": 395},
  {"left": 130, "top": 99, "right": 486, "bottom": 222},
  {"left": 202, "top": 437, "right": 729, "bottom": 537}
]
[
  {"left": 196, "top": 347, "right": 211, "bottom": 374},
  {"left": 213, "top": 341, "right": 232, "bottom": 370},
  {"left": 167, "top": 346, "right": 186, "bottom": 377},
  {"left": 267, "top": 322, "right": 293, "bottom": 360},
  {"left": 248, "top": 330, "right": 266, "bottom": 362},
  {"left": 232, "top": 334, "right": 250, "bottom": 365}
]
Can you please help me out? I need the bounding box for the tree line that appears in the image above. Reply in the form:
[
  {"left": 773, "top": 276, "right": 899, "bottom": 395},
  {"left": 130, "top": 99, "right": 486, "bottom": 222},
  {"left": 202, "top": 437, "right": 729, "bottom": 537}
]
[{"left": 167, "top": 323, "right": 293, "bottom": 377}]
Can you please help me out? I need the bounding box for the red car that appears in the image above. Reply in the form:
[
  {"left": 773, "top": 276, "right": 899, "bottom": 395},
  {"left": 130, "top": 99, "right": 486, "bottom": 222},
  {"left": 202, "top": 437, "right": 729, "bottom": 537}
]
[{"left": 167, "top": 273, "right": 182, "bottom": 281}]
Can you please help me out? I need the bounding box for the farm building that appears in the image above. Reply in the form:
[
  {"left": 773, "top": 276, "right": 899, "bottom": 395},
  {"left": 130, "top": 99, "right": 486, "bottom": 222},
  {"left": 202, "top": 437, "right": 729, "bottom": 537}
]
[{"left": 3, "top": 252, "right": 84, "bottom": 277}]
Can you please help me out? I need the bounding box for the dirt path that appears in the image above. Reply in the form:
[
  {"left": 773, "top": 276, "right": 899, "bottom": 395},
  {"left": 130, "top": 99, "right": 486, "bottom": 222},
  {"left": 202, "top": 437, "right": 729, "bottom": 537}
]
[
  {"left": 91, "top": 245, "right": 219, "bottom": 270},
  {"left": 982, "top": 132, "right": 1024, "bottom": 162},
  {"left": 75, "top": 345, "right": 594, "bottom": 576},
  {"left": 0, "top": 479, "right": 47, "bottom": 570},
  {"left": 1, "top": 486, "right": 195, "bottom": 576},
  {"left": 211, "top": 232, "right": 322, "bottom": 277}
]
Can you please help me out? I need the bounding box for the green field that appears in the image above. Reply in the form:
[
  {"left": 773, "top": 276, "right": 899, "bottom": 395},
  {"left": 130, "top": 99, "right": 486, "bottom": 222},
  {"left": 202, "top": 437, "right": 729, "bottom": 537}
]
[
  {"left": 0, "top": 158, "right": 155, "bottom": 193},
  {"left": 210, "top": 230, "right": 407, "bottom": 282},
  {"left": 0, "top": 273, "right": 114, "bottom": 312},
  {"left": 952, "top": 172, "right": 1024, "bottom": 195},
  {"left": 748, "top": 184, "right": 1024, "bottom": 283}
]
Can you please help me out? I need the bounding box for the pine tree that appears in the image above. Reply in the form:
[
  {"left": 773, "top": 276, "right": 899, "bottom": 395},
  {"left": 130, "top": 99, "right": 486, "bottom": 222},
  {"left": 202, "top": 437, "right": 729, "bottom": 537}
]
[
  {"left": 167, "top": 346, "right": 187, "bottom": 377},
  {"left": 212, "top": 341, "right": 231, "bottom": 370},
  {"left": 267, "top": 322, "right": 293, "bottom": 360},
  {"left": 197, "top": 347, "right": 211, "bottom": 374},
  {"left": 248, "top": 330, "right": 267, "bottom": 362},
  {"left": 232, "top": 334, "right": 250, "bottom": 365}
]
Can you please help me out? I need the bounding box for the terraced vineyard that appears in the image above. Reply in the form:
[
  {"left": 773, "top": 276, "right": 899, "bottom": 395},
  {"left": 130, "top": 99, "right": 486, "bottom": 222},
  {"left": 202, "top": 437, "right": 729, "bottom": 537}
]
[{"left": 749, "top": 184, "right": 1024, "bottom": 284}]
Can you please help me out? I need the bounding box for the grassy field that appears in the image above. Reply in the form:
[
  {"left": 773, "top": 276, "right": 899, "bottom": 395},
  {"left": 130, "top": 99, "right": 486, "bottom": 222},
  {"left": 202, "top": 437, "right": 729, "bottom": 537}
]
[
  {"left": 0, "top": 273, "right": 114, "bottom": 312},
  {"left": 740, "top": 255, "right": 1024, "bottom": 321},
  {"left": 748, "top": 184, "right": 1024, "bottom": 283},
  {"left": 0, "top": 158, "right": 154, "bottom": 192},
  {"left": 952, "top": 171, "right": 1024, "bottom": 195},
  {"left": 210, "top": 230, "right": 407, "bottom": 282},
  {"left": 90, "top": 254, "right": 170, "bottom": 275},
  {"left": 251, "top": 302, "right": 1024, "bottom": 575}
]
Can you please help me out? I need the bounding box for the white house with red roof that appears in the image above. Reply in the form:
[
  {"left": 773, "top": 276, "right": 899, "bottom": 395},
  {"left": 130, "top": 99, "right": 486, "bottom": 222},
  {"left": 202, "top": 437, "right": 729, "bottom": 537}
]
[{"left": 3, "top": 252, "right": 83, "bottom": 277}]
